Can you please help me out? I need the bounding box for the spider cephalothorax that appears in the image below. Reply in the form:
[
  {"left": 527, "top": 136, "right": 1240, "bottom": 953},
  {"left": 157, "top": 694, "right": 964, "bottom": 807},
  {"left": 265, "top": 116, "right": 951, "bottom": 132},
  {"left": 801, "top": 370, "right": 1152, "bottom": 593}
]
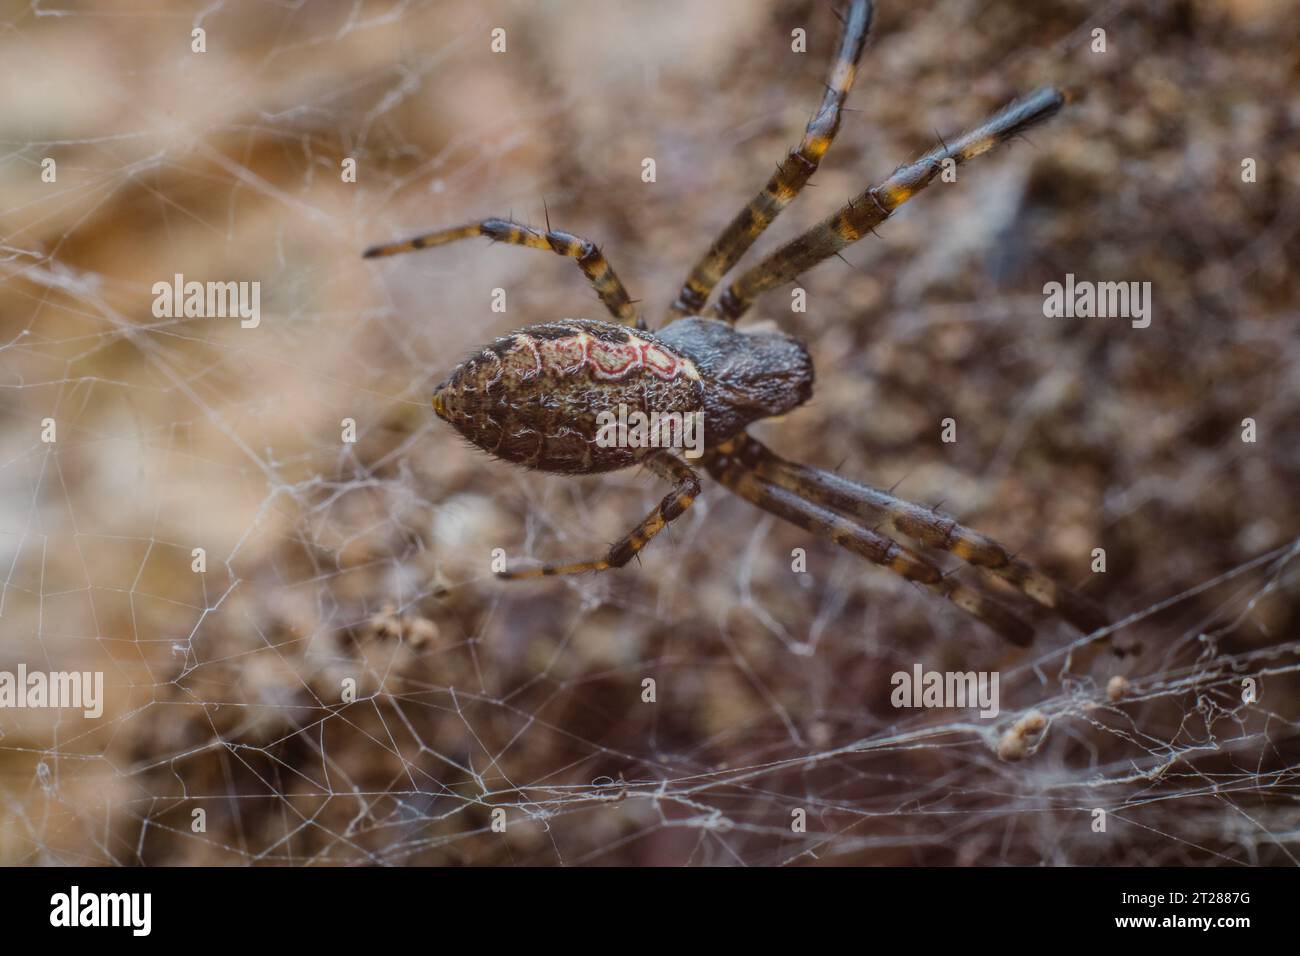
[{"left": 366, "top": 0, "right": 1106, "bottom": 645}]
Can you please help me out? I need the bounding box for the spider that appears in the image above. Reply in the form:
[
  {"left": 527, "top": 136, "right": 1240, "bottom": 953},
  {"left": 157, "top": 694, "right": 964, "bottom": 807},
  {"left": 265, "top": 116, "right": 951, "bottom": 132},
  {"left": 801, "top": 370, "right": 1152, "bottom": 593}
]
[{"left": 364, "top": 0, "right": 1106, "bottom": 646}]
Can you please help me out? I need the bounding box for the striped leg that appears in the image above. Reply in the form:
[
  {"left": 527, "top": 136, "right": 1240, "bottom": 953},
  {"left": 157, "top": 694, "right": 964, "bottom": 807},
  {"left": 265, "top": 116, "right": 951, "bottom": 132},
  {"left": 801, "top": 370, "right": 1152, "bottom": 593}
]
[
  {"left": 706, "top": 436, "right": 1033, "bottom": 645},
  {"left": 497, "top": 453, "right": 700, "bottom": 579},
  {"left": 714, "top": 86, "right": 1067, "bottom": 321},
  {"left": 722, "top": 432, "right": 1106, "bottom": 634},
  {"left": 364, "top": 218, "right": 642, "bottom": 327},
  {"left": 664, "top": 0, "right": 874, "bottom": 323}
]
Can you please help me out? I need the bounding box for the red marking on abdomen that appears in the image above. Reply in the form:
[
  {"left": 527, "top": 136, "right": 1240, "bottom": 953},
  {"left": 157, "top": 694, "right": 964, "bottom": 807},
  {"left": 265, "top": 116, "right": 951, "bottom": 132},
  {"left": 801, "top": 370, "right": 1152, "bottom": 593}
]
[
  {"left": 640, "top": 342, "right": 678, "bottom": 377},
  {"left": 551, "top": 336, "right": 586, "bottom": 373},
  {"left": 513, "top": 332, "right": 689, "bottom": 383},
  {"left": 588, "top": 338, "right": 640, "bottom": 378}
]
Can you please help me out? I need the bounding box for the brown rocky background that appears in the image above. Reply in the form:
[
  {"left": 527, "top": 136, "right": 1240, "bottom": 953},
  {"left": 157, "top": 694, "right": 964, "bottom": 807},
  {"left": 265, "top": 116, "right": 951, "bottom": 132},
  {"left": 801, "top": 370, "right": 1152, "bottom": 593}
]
[{"left": 0, "top": 0, "right": 1296, "bottom": 865}]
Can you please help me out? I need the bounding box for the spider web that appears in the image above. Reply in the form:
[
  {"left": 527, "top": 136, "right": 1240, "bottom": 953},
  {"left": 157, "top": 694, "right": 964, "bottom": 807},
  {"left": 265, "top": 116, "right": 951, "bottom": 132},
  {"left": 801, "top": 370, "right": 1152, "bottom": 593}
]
[{"left": 2, "top": 0, "right": 1298, "bottom": 866}]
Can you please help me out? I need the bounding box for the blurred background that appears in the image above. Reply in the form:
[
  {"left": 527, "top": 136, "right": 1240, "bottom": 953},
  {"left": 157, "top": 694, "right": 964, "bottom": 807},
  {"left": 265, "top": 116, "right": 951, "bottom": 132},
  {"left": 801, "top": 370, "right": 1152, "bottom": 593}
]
[{"left": 1, "top": 0, "right": 1297, "bottom": 865}]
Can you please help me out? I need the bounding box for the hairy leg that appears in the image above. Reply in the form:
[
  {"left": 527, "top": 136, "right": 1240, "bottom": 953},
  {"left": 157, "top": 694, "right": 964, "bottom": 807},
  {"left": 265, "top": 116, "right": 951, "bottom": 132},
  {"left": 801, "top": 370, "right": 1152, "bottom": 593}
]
[
  {"left": 664, "top": 0, "right": 875, "bottom": 322},
  {"left": 714, "top": 87, "right": 1067, "bottom": 321},
  {"left": 706, "top": 436, "right": 1034, "bottom": 645},
  {"left": 364, "top": 217, "right": 642, "bottom": 327},
  {"left": 497, "top": 452, "right": 700, "bottom": 578},
  {"left": 720, "top": 432, "right": 1106, "bottom": 634}
]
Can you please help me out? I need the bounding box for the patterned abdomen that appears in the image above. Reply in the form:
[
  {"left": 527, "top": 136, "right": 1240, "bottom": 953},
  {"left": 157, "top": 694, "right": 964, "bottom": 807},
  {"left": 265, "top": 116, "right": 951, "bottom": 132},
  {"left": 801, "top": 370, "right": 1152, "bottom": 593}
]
[{"left": 434, "top": 319, "right": 704, "bottom": 474}]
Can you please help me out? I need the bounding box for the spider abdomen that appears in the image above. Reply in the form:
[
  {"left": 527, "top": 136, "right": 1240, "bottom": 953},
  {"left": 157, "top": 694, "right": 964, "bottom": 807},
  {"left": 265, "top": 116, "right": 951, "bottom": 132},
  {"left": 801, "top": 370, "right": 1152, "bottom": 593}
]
[{"left": 434, "top": 319, "right": 705, "bottom": 474}]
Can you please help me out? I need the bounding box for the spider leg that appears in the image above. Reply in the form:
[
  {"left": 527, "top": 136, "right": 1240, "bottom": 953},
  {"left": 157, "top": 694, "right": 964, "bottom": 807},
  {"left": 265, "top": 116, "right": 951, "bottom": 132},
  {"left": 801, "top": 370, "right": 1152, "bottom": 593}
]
[
  {"left": 663, "top": 0, "right": 874, "bottom": 323},
  {"left": 720, "top": 432, "right": 1107, "bottom": 634},
  {"left": 706, "top": 435, "right": 1034, "bottom": 645},
  {"left": 497, "top": 452, "right": 700, "bottom": 579},
  {"left": 364, "top": 218, "right": 642, "bottom": 328},
  {"left": 713, "top": 86, "right": 1067, "bottom": 322}
]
